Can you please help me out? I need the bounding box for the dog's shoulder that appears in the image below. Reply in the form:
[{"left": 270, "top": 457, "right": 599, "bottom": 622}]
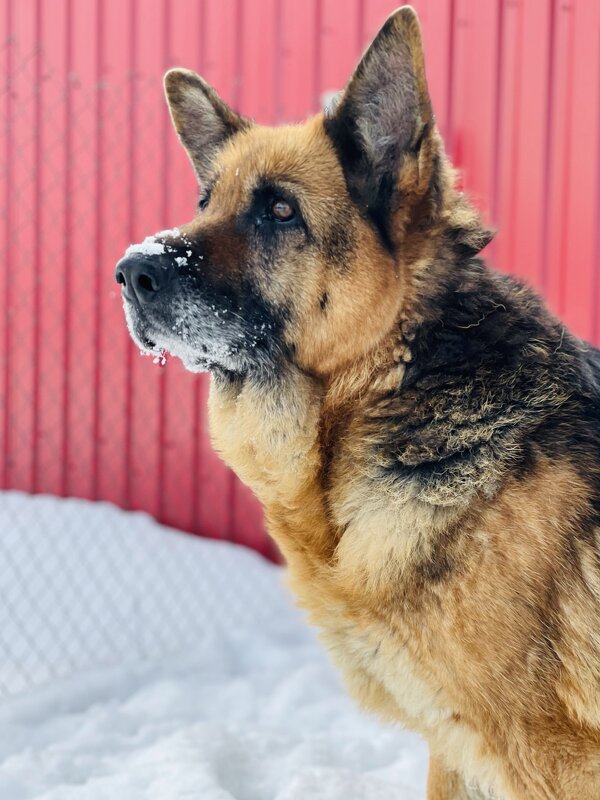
[
  {"left": 360, "top": 260, "right": 597, "bottom": 502},
  {"left": 329, "top": 258, "right": 600, "bottom": 588}
]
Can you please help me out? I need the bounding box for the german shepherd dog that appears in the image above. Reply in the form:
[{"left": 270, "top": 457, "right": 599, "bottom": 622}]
[{"left": 116, "top": 7, "right": 600, "bottom": 798}]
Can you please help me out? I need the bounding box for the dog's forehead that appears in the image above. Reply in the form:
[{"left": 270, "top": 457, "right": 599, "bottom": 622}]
[{"left": 213, "top": 117, "right": 348, "bottom": 209}]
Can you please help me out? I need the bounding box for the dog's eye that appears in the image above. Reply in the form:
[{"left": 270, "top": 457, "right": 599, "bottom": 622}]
[
  {"left": 270, "top": 199, "right": 295, "bottom": 222},
  {"left": 198, "top": 190, "right": 210, "bottom": 211}
]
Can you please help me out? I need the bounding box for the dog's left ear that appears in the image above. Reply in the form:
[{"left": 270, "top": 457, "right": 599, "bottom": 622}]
[
  {"left": 164, "top": 69, "right": 250, "bottom": 185},
  {"left": 325, "top": 6, "right": 435, "bottom": 240}
]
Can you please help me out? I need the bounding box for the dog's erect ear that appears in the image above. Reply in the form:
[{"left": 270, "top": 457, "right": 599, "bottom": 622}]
[
  {"left": 164, "top": 69, "right": 249, "bottom": 184},
  {"left": 324, "top": 6, "right": 434, "bottom": 241}
]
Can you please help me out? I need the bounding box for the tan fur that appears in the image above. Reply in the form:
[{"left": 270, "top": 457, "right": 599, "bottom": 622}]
[
  {"left": 428, "top": 756, "right": 486, "bottom": 800},
  {"left": 154, "top": 7, "right": 600, "bottom": 798},
  {"left": 210, "top": 359, "right": 600, "bottom": 798},
  {"left": 201, "top": 119, "right": 600, "bottom": 800}
]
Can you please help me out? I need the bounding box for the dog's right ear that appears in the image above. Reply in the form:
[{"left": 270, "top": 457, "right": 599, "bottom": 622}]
[
  {"left": 164, "top": 69, "right": 250, "bottom": 184},
  {"left": 324, "top": 7, "right": 435, "bottom": 247}
]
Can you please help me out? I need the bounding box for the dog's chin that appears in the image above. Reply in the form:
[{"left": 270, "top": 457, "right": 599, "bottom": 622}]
[
  {"left": 122, "top": 300, "right": 256, "bottom": 379},
  {"left": 123, "top": 302, "right": 164, "bottom": 357},
  {"left": 127, "top": 322, "right": 241, "bottom": 377},
  {"left": 175, "top": 350, "right": 217, "bottom": 374}
]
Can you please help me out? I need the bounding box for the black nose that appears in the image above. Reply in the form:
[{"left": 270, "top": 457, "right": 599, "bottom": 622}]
[{"left": 115, "top": 253, "right": 172, "bottom": 304}]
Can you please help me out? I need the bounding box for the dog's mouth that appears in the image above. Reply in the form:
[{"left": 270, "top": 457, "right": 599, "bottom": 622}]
[{"left": 123, "top": 296, "right": 249, "bottom": 376}]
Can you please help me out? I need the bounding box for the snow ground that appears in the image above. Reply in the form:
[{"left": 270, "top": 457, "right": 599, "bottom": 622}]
[{"left": 0, "top": 493, "right": 428, "bottom": 799}]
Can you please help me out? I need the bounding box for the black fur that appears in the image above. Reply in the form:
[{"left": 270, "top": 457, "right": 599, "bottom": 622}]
[
  {"left": 324, "top": 112, "right": 398, "bottom": 252},
  {"left": 363, "top": 258, "right": 599, "bottom": 510}
]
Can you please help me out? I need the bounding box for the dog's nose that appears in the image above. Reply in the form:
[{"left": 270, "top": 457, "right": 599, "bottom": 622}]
[{"left": 115, "top": 253, "right": 171, "bottom": 305}]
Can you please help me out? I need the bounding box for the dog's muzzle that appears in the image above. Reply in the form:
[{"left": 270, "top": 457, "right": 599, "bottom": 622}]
[{"left": 115, "top": 252, "right": 175, "bottom": 306}]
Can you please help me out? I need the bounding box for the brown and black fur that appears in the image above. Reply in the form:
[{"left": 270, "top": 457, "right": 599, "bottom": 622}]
[{"left": 116, "top": 7, "right": 600, "bottom": 798}]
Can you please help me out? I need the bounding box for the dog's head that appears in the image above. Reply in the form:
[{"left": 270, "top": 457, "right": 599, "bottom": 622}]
[{"left": 116, "top": 7, "right": 485, "bottom": 381}]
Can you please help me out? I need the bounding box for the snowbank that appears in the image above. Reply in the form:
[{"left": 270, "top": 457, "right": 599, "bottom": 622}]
[{"left": 0, "top": 493, "right": 427, "bottom": 798}]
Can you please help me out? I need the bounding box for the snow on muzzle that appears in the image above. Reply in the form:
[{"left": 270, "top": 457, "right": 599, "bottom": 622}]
[
  {"left": 116, "top": 227, "right": 255, "bottom": 374},
  {"left": 115, "top": 228, "right": 200, "bottom": 306},
  {"left": 116, "top": 228, "right": 207, "bottom": 365}
]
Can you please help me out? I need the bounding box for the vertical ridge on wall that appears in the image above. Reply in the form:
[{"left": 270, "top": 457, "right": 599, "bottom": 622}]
[
  {"left": 8, "top": 0, "right": 37, "bottom": 491},
  {"left": 320, "top": 0, "right": 360, "bottom": 103},
  {"left": 91, "top": 0, "right": 104, "bottom": 500},
  {"left": 451, "top": 0, "right": 502, "bottom": 237},
  {"left": 559, "top": 1, "right": 600, "bottom": 342},
  {"left": 555, "top": 2, "right": 577, "bottom": 326},
  {"left": 494, "top": 0, "right": 553, "bottom": 293},
  {"left": 540, "top": 0, "right": 558, "bottom": 301},
  {"left": 67, "top": 0, "right": 101, "bottom": 499},
  {"left": 61, "top": 0, "right": 73, "bottom": 498},
  {"left": 0, "top": 0, "right": 11, "bottom": 488},
  {"left": 124, "top": 0, "right": 137, "bottom": 511},
  {"left": 491, "top": 0, "right": 504, "bottom": 244},
  {"left": 1, "top": 0, "right": 599, "bottom": 560},
  {"left": 445, "top": 0, "right": 457, "bottom": 154},
  {"left": 31, "top": 0, "right": 41, "bottom": 494},
  {"left": 544, "top": 0, "right": 600, "bottom": 342},
  {"left": 96, "top": 0, "right": 133, "bottom": 510},
  {"left": 129, "top": 0, "right": 165, "bottom": 519},
  {"left": 237, "top": 0, "right": 278, "bottom": 123},
  {"left": 36, "top": 0, "right": 66, "bottom": 497}
]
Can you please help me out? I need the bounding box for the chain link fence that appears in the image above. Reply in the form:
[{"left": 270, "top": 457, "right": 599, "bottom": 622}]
[
  {"left": 3, "top": 0, "right": 600, "bottom": 703},
  {"left": 0, "top": 492, "right": 284, "bottom": 698},
  {"left": 0, "top": 6, "right": 275, "bottom": 699}
]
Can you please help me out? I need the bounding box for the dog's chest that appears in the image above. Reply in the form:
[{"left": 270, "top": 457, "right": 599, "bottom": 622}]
[
  {"left": 312, "top": 595, "right": 453, "bottom": 731},
  {"left": 314, "top": 605, "right": 502, "bottom": 796}
]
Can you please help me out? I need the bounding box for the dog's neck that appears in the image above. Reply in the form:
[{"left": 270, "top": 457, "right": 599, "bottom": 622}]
[
  {"left": 208, "top": 364, "right": 335, "bottom": 568},
  {"left": 207, "top": 316, "right": 426, "bottom": 581}
]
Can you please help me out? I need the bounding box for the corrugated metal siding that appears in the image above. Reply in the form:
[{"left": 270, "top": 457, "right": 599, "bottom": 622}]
[{"left": 1, "top": 0, "right": 599, "bottom": 557}]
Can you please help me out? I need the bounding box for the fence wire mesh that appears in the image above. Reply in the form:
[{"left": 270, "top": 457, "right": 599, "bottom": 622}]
[
  {"left": 0, "top": 492, "right": 282, "bottom": 698},
  {"left": 0, "top": 7, "right": 277, "bottom": 698},
  {"left": 2, "top": 0, "right": 600, "bottom": 701},
  {"left": 1, "top": 12, "right": 269, "bottom": 553}
]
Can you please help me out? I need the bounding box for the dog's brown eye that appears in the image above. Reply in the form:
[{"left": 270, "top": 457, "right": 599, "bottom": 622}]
[
  {"left": 271, "top": 199, "right": 295, "bottom": 222},
  {"left": 198, "top": 190, "right": 210, "bottom": 211}
]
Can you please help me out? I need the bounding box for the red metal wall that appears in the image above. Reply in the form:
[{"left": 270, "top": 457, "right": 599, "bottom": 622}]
[{"left": 2, "top": 0, "right": 599, "bottom": 557}]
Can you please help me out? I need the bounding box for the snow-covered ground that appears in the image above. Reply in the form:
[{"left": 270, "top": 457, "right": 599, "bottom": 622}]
[{"left": 0, "top": 493, "right": 428, "bottom": 799}]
